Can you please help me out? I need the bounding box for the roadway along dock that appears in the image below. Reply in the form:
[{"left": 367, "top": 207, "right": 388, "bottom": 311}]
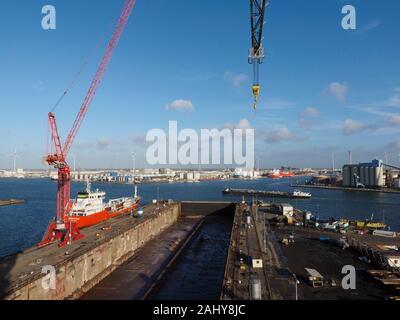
[
  {"left": 0, "top": 199, "right": 25, "bottom": 207},
  {"left": 220, "top": 203, "right": 295, "bottom": 300}
]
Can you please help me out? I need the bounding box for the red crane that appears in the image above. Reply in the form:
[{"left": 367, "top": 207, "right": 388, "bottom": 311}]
[{"left": 39, "top": 0, "right": 137, "bottom": 248}]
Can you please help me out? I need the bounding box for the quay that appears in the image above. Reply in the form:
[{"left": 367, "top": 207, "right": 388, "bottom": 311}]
[
  {"left": 221, "top": 202, "right": 400, "bottom": 300},
  {"left": 293, "top": 184, "right": 400, "bottom": 194},
  {"left": 0, "top": 199, "right": 25, "bottom": 207}
]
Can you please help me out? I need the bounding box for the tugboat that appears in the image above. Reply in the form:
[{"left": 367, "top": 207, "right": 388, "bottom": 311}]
[
  {"left": 68, "top": 181, "right": 141, "bottom": 229},
  {"left": 292, "top": 190, "right": 312, "bottom": 199}
]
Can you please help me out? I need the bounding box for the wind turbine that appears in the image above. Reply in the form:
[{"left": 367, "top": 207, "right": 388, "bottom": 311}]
[
  {"left": 131, "top": 152, "right": 136, "bottom": 181},
  {"left": 70, "top": 154, "right": 77, "bottom": 172},
  {"left": 11, "top": 148, "right": 20, "bottom": 173}
]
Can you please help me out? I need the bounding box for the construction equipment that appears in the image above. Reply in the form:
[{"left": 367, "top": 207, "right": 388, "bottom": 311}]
[
  {"left": 39, "top": 0, "right": 137, "bottom": 248},
  {"left": 249, "top": 0, "right": 269, "bottom": 111}
]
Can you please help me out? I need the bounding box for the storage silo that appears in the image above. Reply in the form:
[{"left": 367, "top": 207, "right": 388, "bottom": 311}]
[
  {"left": 364, "top": 166, "right": 370, "bottom": 186},
  {"left": 376, "top": 166, "right": 385, "bottom": 187},
  {"left": 370, "top": 167, "right": 376, "bottom": 186},
  {"left": 343, "top": 166, "right": 351, "bottom": 186},
  {"left": 351, "top": 166, "right": 360, "bottom": 187},
  {"left": 360, "top": 166, "right": 365, "bottom": 185}
]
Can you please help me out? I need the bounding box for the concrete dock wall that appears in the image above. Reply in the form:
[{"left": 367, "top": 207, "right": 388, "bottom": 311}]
[
  {"left": 5, "top": 204, "right": 180, "bottom": 300},
  {"left": 180, "top": 201, "right": 235, "bottom": 217}
]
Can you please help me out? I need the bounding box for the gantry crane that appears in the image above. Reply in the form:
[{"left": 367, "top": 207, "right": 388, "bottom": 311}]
[
  {"left": 39, "top": 0, "right": 137, "bottom": 248},
  {"left": 249, "top": 0, "right": 268, "bottom": 111}
]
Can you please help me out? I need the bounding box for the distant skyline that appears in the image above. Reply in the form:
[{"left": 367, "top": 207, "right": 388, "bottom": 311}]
[{"left": 1, "top": 0, "right": 400, "bottom": 169}]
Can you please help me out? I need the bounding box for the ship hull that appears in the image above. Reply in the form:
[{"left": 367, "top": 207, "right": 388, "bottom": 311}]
[{"left": 67, "top": 199, "right": 140, "bottom": 229}]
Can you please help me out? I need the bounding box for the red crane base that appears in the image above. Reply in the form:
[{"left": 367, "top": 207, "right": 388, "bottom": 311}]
[{"left": 38, "top": 221, "right": 85, "bottom": 248}]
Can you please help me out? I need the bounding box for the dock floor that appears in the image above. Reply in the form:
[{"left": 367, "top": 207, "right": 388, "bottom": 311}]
[{"left": 81, "top": 216, "right": 203, "bottom": 300}]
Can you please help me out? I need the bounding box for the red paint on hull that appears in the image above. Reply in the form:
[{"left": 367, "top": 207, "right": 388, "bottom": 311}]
[{"left": 66, "top": 200, "right": 140, "bottom": 229}]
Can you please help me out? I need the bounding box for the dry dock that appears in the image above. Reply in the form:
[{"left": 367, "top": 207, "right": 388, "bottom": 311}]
[
  {"left": 0, "top": 203, "right": 180, "bottom": 300},
  {"left": 0, "top": 201, "right": 235, "bottom": 300},
  {"left": 81, "top": 216, "right": 204, "bottom": 300}
]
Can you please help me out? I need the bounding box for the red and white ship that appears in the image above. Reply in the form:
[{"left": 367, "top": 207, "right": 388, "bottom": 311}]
[
  {"left": 66, "top": 181, "right": 141, "bottom": 229},
  {"left": 267, "top": 169, "right": 295, "bottom": 179}
]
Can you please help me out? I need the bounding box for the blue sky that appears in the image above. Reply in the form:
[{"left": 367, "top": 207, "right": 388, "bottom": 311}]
[{"left": 0, "top": 0, "right": 400, "bottom": 169}]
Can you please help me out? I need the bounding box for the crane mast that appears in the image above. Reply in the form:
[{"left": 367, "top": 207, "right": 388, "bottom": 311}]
[
  {"left": 249, "top": 0, "right": 268, "bottom": 111},
  {"left": 39, "top": 0, "right": 137, "bottom": 247}
]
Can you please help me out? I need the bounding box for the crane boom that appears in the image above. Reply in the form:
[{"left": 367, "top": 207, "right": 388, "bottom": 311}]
[
  {"left": 63, "top": 0, "right": 137, "bottom": 157},
  {"left": 40, "top": 0, "right": 137, "bottom": 248},
  {"left": 249, "top": 0, "right": 268, "bottom": 111}
]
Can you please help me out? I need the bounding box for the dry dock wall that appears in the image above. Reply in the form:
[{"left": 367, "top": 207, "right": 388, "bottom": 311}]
[
  {"left": 180, "top": 201, "right": 235, "bottom": 217},
  {"left": 5, "top": 204, "right": 180, "bottom": 300}
]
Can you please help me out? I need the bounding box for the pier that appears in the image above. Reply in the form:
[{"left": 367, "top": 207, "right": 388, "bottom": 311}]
[
  {"left": 293, "top": 184, "right": 400, "bottom": 194},
  {"left": 222, "top": 188, "right": 310, "bottom": 199},
  {"left": 0, "top": 199, "right": 25, "bottom": 207}
]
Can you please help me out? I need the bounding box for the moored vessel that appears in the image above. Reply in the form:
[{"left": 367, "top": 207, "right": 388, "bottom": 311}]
[{"left": 67, "top": 181, "right": 141, "bottom": 229}]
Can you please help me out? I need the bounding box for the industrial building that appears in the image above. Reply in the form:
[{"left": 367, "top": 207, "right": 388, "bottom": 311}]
[{"left": 342, "top": 159, "right": 385, "bottom": 188}]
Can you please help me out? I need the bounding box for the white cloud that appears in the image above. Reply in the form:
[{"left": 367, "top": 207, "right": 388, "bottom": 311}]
[
  {"left": 299, "top": 107, "right": 321, "bottom": 128},
  {"left": 303, "top": 107, "right": 320, "bottom": 117},
  {"left": 165, "top": 99, "right": 195, "bottom": 112},
  {"left": 385, "top": 140, "right": 400, "bottom": 150},
  {"left": 387, "top": 95, "right": 400, "bottom": 107},
  {"left": 264, "top": 98, "right": 296, "bottom": 110},
  {"left": 387, "top": 115, "right": 400, "bottom": 126},
  {"left": 237, "top": 118, "right": 251, "bottom": 129},
  {"left": 265, "top": 127, "right": 298, "bottom": 143},
  {"left": 342, "top": 119, "right": 369, "bottom": 135},
  {"left": 223, "top": 118, "right": 251, "bottom": 130},
  {"left": 328, "top": 82, "right": 348, "bottom": 102},
  {"left": 355, "top": 19, "right": 381, "bottom": 35},
  {"left": 224, "top": 71, "right": 249, "bottom": 87},
  {"left": 97, "top": 138, "right": 111, "bottom": 149}
]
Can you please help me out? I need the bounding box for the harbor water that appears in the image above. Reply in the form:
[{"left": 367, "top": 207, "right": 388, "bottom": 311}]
[{"left": 0, "top": 177, "right": 399, "bottom": 259}]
